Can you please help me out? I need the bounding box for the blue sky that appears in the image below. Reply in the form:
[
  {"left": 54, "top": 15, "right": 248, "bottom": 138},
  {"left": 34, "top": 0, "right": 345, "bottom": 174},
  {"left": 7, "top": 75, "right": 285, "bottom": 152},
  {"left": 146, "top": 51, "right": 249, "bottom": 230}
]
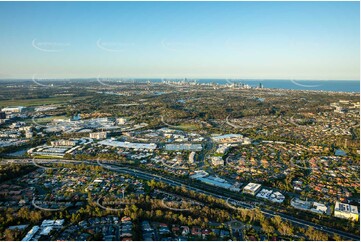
[{"left": 0, "top": 1, "right": 359, "bottom": 80}]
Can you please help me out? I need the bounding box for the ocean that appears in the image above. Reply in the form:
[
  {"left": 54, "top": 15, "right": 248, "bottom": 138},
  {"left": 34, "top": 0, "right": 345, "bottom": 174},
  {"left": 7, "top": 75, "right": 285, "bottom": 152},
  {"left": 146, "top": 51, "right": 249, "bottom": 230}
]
[
  {"left": 4, "top": 78, "right": 359, "bottom": 93},
  {"left": 151, "top": 79, "right": 360, "bottom": 93}
]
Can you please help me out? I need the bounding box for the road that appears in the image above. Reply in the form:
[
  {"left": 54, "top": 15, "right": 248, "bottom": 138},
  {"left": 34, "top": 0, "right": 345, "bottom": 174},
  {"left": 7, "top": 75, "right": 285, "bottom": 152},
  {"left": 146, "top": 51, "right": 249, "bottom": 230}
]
[
  {"left": 97, "top": 161, "right": 359, "bottom": 241},
  {"left": 90, "top": 160, "right": 359, "bottom": 241},
  {"left": 3, "top": 158, "right": 360, "bottom": 241}
]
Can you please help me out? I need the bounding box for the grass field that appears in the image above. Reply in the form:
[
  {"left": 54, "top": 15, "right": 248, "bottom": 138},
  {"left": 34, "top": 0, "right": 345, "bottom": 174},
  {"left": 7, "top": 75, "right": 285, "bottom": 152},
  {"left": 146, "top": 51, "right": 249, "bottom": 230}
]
[
  {"left": 0, "top": 96, "right": 90, "bottom": 107},
  {"left": 176, "top": 123, "right": 201, "bottom": 130},
  {"left": 26, "top": 115, "right": 69, "bottom": 125},
  {"left": 32, "top": 155, "right": 64, "bottom": 159}
]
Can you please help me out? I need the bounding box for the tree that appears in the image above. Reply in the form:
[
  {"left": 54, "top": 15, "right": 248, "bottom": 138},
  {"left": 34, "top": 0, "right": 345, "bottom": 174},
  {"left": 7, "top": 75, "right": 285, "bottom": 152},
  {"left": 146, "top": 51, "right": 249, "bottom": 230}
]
[
  {"left": 29, "top": 211, "right": 42, "bottom": 224},
  {"left": 306, "top": 227, "right": 328, "bottom": 241},
  {"left": 261, "top": 220, "right": 275, "bottom": 238},
  {"left": 254, "top": 208, "right": 265, "bottom": 222},
  {"left": 17, "top": 207, "right": 30, "bottom": 220},
  {"left": 247, "top": 210, "right": 256, "bottom": 223},
  {"left": 238, "top": 208, "right": 248, "bottom": 222},
  {"left": 147, "top": 180, "right": 157, "bottom": 190},
  {"left": 271, "top": 215, "right": 282, "bottom": 228},
  {"left": 4, "top": 229, "right": 17, "bottom": 241},
  {"left": 333, "top": 233, "right": 342, "bottom": 241},
  {"left": 155, "top": 210, "right": 163, "bottom": 219},
  {"left": 278, "top": 222, "right": 293, "bottom": 236}
]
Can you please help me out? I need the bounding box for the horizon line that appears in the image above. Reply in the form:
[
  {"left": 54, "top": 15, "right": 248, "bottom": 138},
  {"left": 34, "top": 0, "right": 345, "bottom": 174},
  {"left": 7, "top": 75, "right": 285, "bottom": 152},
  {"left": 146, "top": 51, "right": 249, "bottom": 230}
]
[{"left": 0, "top": 78, "right": 359, "bottom": 82}]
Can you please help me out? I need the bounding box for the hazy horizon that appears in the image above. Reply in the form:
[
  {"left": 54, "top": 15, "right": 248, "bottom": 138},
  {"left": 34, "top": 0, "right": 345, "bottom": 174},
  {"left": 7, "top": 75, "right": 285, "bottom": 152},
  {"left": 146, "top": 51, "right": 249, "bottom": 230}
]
[{"left": 0, "top": 77, "right": 360, "bottom": 81}]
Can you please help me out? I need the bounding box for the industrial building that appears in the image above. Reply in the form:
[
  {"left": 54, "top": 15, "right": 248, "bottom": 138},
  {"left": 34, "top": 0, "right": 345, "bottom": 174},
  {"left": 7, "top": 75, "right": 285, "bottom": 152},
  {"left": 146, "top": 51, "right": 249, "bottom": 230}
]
[
  {"left": 117, "top": 117, "right": 128, "bottom": 124},
  {"left": 334, "top": 201, "right": 359, "bottom": 221},
  {"left": 22, "top": 226, "right": 39, "bottom": 241},
  {"left": 242, "top": 183, "right": 262, "bottom": 196},
  {"left": 51, "top": 139, "right": 79, "bottom": 147},
  {"left": 1, "top": 106, "right": 25, "bottom": 113},
  {"left": 165, "top": 143, "right": 202, "bottom": 151},
  {"left": 99, "top": 139, "right": 157, "bottom": 151},
  {"left": 89, "top": 131, "right": 108, "bottom": 140},
  {"left": 188, "top": 151, "right": 196, "bottom": 163},
  {"left": 310, "top": 202, "right": 328, "bottom": 214},
  {"left": 193, "top": 175, "right": 240, "bottom": 192},
  {"left": 211, "top": 134, "right": 244, "bottom": 143},
  {"left": 211, "top": 156, "right": 224, "bottom": 166},
  {"left": 190, "top": 170, "right": 209, "bottom": 179},
  {"left": 256, "top": 188, "right": 285, "bottom": 203}
]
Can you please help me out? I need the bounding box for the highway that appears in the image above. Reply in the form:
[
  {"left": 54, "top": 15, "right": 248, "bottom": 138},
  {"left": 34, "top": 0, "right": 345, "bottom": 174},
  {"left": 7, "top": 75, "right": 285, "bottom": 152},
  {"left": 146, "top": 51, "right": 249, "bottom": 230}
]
[
  {"left": 98, "top": 161, "right": 359, "bottom": 241},
  {"left": 92, "top": 160, "right": 359, "bottom": 241},
  {"left": 3, "top": 158, "right": 359, "bottom": 240}
]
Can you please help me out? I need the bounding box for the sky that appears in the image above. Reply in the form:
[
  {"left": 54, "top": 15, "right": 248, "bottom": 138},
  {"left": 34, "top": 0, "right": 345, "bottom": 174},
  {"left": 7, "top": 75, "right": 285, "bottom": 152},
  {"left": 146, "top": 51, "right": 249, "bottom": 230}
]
[{"left": 0, "top": 1, "right": 359, "bottom": 80}]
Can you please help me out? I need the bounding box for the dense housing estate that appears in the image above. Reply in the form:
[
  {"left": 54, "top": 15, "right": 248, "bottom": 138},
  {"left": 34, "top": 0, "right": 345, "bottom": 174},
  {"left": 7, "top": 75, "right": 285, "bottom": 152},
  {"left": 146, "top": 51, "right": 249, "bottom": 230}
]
[{"left": 0, "top": 81, "right": 359, "bottom": 241}]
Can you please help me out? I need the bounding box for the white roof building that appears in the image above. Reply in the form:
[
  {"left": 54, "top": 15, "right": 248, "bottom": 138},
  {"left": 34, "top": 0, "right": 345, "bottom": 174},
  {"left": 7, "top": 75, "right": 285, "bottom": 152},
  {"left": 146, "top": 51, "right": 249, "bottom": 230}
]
[
  {"left": 269, "top": 191, "right": 285, "bottom": 203},
  {"left": 40, "top": 226, "right": 53, "bottom": 236},
  {"left": 196, "top": 176, "right": 234, "bottom": 190},
  {"left": 256, "top": 189, "right": 285, "bottom": 203},
  {"left": 2, "top": 106, "right": 25, "bottom": 113},
  {"left": 256, "top": 189, "right": 272, "bottom": 199},
  {"left": 190, "top": 170, "right": 209, "bottom": 179},
  {"left": 99, "top": 139, "right": 157, "bottom": 150},
  {"left": 311, "top": 202, "right": 328, "bottom": 214},
  {"left": 165, "top": 143, "right": 202, "bottom": 151},
  {"left": 211, "top": 156, "right": 224, "bottom": 166},
  {"left": 334, "top": 201, "right": 359, "bottom": 221},
  {"left": 212, "top": 134, "right": 244, "bottom": 143},
  {"left": 243, "top": 183, "right": 262, "bottom": 195},
  {"left": 89, "top": 131, "right": 108, "bottom": 140},
  {"left": 22, "top": 226, "right": 39, "bottom": 241}
]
